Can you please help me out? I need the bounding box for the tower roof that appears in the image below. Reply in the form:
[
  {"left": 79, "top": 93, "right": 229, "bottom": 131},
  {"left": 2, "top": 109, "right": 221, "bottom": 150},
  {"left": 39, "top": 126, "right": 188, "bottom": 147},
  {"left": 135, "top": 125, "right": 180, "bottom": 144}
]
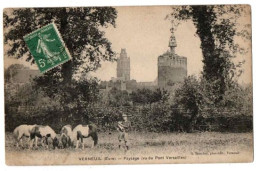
[
  {"left": 120, "top": 48, "right": 127, "bottom": 54},
  {"left": 120, "top": 48, "right": 128, "bottom": 59}
]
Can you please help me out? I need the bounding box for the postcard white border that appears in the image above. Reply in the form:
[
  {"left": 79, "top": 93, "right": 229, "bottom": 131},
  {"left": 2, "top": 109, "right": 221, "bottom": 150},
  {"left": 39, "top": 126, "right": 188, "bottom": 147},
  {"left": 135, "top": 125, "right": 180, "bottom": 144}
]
[{"left": 1, "top": 0, "right": 260, "bottom": 171}]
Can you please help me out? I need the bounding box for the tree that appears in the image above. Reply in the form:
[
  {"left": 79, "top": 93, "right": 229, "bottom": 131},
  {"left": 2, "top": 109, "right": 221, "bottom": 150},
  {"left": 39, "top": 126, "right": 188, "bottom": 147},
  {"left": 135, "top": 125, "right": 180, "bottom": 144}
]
[
  {"left": 168, "top": 5, "right": 251, "bottom": 103},
  {"left": 130, "top": 88, "right": 152, "bottom": 105},
  {"left": 130, "top": 88, "right": 169, "bottom": 107},
  {"left": 107, "top": 87, "right": 131, "bottom": 107},
  {"left": 4, "top": 7, "right": 117, "bottom": 87},
  {"left": 173, "top": 76, "right": 205, "bottom": 132},
  {"left": 220, "top": 82, "right": 253, "bottom": 115},
  {"left": 151, "top": 88, "right": 170, "bottom": 104},
  {"left": 4, "top": 8, "right": 118, "bottom": 116},
  {"left": 174, "top": 76, "right": 203, "bottom": 119}
]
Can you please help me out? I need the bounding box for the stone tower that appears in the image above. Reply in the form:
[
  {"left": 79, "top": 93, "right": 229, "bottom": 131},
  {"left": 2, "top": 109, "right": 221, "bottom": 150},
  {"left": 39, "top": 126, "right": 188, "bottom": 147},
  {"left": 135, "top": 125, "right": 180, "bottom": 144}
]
[
  {"left": 158, "top": 25, "right": 187, "bottom": 87},
  {"left": 117, "top": 48, "right": 130, "bottom": 81}
]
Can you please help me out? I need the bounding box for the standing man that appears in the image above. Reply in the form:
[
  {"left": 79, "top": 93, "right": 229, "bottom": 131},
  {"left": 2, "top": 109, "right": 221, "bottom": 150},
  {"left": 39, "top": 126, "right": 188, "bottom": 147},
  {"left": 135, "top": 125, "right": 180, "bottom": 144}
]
[{"left": 117, "top": 112, "right": 131, "bottom": 150}]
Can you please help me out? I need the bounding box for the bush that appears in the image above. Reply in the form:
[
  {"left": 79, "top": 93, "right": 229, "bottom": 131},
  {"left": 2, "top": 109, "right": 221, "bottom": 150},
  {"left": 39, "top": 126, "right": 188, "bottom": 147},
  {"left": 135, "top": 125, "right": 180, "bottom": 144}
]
[{"left": 171, "top": 75, "right": 253, "bottom": 133}]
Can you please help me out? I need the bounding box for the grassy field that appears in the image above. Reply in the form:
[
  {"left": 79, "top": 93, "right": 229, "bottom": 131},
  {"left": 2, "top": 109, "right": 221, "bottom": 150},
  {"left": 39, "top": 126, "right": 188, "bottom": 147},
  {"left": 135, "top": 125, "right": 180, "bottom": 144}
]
[{"left": 5, "top": 131, "right": 253, "bottom": 165}]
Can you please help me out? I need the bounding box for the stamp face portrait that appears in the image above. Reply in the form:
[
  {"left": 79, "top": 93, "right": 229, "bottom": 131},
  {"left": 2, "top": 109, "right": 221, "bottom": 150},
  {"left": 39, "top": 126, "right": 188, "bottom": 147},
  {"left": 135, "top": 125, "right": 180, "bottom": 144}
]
[
  {"left": 24, "top": 23, "right": 71, "bottom": 73},
  {"left": 4, "top": 5, "right": 253, "bottom": 165}
]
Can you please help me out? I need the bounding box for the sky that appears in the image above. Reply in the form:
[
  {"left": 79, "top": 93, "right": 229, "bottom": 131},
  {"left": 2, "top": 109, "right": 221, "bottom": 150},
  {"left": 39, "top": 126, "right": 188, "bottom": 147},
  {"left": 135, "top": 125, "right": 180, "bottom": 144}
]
[
  {"left": 91, "top": 6, "right": 251, "bottom": 84},
  {"left": 4, "top": 6, "right": 252, "bottom": 84},
  {"left": 91, "top": 6, "right": 204, "bottom": 82}
]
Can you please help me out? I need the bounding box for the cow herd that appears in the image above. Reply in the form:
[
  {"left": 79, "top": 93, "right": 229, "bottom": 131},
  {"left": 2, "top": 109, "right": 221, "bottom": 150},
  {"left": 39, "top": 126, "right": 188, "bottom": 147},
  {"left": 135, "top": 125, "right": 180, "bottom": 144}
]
[{"left": 13, "top": 124, "right": 98, "bottom": 150}]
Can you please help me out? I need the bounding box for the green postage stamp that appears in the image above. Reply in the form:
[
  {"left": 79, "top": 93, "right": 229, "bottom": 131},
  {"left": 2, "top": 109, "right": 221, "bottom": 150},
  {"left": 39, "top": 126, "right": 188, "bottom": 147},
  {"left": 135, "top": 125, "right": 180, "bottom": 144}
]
[{"left": 24, "top": 23, "right": 71, "bottom": 73}]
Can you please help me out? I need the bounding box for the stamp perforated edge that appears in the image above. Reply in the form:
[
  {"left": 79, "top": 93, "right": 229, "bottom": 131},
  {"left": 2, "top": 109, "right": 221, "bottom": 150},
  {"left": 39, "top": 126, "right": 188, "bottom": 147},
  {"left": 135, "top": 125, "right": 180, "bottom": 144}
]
[{"left": 23, "top": 22, "right": 72, "bottom": 74}]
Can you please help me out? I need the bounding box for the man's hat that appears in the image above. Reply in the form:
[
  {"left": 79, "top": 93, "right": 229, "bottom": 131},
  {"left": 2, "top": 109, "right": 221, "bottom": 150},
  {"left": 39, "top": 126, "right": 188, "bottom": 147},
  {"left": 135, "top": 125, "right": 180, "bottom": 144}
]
[{"left": 122, "top": 113, "right": 133, "bottom": 117}]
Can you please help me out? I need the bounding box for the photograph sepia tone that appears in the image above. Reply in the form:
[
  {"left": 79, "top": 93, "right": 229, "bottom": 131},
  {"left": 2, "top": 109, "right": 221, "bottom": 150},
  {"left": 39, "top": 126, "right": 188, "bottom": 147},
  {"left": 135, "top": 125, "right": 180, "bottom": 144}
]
[{"left": 4, "top": 5, "right": 253, "bottom": 165}]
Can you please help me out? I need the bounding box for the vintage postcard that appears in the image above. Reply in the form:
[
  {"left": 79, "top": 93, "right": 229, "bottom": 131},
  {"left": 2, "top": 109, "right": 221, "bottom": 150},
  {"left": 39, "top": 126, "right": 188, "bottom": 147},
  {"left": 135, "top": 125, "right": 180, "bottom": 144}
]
[{"left": 4, "top": 5, "right": 253, "bottom": 165}]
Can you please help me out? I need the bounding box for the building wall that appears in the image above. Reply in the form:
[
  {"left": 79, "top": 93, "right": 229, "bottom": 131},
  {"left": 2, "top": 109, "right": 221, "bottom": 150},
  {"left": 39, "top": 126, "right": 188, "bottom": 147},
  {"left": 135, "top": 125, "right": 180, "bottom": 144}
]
[{"left": 158, "top": 52, "right": 187, "bottom": 87}]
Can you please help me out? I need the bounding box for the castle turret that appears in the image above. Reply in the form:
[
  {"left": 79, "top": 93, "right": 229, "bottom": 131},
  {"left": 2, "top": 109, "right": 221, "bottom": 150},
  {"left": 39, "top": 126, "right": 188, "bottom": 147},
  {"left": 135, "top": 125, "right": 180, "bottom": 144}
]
[{"left": 158, "top": 24, "right": 187, "bottom": 87}]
